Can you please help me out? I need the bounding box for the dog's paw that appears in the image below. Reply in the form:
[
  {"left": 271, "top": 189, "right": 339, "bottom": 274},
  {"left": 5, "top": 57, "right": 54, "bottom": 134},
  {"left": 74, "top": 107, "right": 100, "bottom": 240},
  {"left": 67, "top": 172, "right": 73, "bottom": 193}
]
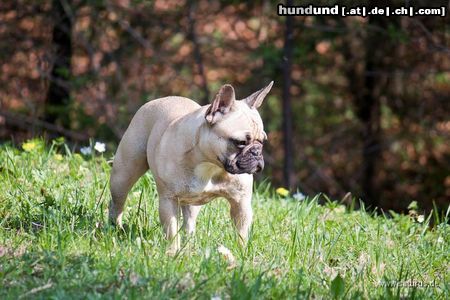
[
  {"left": 117, "top": 223, "right": 130, "bottom": 232},
  {"left": 165, "top": 247, "right": 178, "bottom": 257},
  {"left": 107, "top": 219, "right": 129, "bottom": 233}
]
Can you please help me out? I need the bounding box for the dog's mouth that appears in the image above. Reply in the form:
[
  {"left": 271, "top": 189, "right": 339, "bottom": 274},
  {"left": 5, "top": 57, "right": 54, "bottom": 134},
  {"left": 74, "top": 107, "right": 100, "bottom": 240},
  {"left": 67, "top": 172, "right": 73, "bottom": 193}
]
[
  {"left": 222, "top": 143, "right": 264, "bottom": 175},
  {"left": 225, "top": 156, "right": 264, "bottom": 175}
]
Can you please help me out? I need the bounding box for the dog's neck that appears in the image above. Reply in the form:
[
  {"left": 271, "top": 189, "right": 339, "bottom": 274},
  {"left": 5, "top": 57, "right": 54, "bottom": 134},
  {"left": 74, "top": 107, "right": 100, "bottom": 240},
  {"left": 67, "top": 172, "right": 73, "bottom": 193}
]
[{"left": 180, "top": 107, "right": 226, "bottom": 172}]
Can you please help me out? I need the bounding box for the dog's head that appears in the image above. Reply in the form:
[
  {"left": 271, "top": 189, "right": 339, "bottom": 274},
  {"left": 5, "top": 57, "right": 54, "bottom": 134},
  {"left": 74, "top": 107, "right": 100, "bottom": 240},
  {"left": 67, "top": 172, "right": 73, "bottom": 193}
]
[{"left": 201, "top": 82, "right": 273, "bottom": 175}]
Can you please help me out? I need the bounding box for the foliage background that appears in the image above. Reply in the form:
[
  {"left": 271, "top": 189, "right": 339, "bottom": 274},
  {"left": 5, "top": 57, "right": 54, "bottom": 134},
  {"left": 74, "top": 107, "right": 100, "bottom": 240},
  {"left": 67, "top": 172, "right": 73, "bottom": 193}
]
[{"left": 0, "top": 0, "right": 449, "bottom": 211}]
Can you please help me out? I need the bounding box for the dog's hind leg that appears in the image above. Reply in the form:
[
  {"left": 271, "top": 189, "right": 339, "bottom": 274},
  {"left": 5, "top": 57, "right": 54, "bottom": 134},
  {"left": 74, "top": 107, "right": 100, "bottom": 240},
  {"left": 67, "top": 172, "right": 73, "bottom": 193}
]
[{"left": 109, "top": 132, "right": 149, "bottom": 226}]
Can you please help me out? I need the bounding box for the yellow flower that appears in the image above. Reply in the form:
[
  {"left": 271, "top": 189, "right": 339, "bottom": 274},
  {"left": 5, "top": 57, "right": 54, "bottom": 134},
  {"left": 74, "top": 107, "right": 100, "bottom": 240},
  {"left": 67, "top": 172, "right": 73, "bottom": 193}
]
[
  {"left": 276, "top": 187, "right": 289, "bottom": 197},
  {"left": 22, "top": 141, "right": 37, "bottom": 152},
  {"left": 54, "top": 154, "right": 63, "bottom": 161}
]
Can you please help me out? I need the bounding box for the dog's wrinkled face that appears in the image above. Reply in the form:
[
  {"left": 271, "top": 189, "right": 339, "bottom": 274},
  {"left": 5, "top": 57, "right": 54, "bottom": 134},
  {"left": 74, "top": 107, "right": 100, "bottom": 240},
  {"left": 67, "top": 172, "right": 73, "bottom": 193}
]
[
  {"left": 202, "top": 82, "right": 273, "bottom": 175},
  {"left": 224, "top": 138, "right": 265, "bottom": 174}
]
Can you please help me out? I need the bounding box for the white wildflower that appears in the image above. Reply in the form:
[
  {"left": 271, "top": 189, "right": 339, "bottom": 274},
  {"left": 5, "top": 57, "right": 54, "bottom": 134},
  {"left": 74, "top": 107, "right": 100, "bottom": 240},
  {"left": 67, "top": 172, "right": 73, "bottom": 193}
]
[
  {"left": 437, "top": 236, "right": 444, "bottom": 243},
  {"left": 371, "top": 262, "right": 386, "bottom": 276},
  {"left": 129, "top": 272, "right": 139, "bottom": 286},
  {"left": 358, "top": 252, "right": 370, "bottom": 265},
  {"left": 94, "top": 142, "right": 106, "bottom": 153},
  {"left": 177, "top": 273, "right": 194, "bottom": 291},
  {"left": 334, "top": 205, "right": 346, "bottom": 214},
  {"left": 385, "top": 238, "right": 395, "bottom": 248},
  {"left": 357, "top": 252, "right": 370, "bottom": 272},
  {"left": 205, "top": 247, "right": 211, "bottom": 259},
  {"left": 417, "top": 215, "right": 425, "bottom": 223},
  {"left": 217, "top": 245, "right": 236, "bottom": 269},
  {"left": 135, "top": 237, "right": 142, "bottom": 248},
  {"left": 80, "top": 146, "right": 92, "bottom": 155},
  {"left": 323, "top": 265, "right": 337, "bottom": 279},
  {"left": 293, "top": 191, "right": 306, "bottom": 201}
]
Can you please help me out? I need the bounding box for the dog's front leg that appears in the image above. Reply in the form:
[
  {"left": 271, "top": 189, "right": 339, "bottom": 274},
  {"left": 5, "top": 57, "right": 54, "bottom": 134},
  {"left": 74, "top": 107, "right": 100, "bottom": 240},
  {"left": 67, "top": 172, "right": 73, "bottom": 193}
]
[
  {"left": 182, "top": 205, "right": 202, "bottom": 235},
  {"left": 228, "top": 198, "right": 253, "bottom": 245},
  {"left": 159, "top": 197, "right": 180, "bottom": 255}
]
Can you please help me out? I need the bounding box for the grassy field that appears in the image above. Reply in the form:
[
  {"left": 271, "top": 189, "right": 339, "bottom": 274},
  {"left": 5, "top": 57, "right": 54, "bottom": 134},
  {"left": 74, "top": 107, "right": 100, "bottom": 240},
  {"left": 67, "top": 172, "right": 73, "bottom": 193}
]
[{"left": 0, "top": 139, "right": 449, "bottom": 299}]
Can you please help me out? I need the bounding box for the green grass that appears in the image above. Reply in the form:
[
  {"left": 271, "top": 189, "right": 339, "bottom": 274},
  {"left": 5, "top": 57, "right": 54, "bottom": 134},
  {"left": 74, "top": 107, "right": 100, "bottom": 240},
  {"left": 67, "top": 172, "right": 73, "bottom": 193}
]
[{"left": 0, "top": 139, "right": 449, "bottom": 299}]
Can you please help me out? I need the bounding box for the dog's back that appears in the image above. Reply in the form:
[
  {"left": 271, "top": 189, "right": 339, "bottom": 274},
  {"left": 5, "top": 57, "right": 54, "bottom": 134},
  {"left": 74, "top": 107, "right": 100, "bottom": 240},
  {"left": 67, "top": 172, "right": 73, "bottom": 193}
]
[{"left": 140, "top": 96, "right": 200, "bottom": 127}]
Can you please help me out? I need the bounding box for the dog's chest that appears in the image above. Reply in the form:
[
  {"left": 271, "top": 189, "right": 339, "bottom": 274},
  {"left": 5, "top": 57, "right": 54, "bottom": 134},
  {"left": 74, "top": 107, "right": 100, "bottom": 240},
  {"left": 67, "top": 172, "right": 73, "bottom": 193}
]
[{"left": 177, "top": 163, "right": 229, "bottom": 205}]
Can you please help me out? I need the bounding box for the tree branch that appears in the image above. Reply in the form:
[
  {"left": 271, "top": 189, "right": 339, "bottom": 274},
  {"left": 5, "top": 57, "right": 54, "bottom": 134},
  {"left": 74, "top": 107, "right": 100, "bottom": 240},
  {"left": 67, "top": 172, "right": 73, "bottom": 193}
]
[{"left": 1, "top": 110, "right": 89, "bottom": 141}]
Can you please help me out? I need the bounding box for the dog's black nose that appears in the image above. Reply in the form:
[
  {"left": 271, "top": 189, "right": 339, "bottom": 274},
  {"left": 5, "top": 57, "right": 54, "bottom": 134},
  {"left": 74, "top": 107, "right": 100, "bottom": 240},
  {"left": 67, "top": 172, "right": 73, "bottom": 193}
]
[
  {"left": 250, "top": 146, "right": 262, "bottom": 156},
  {"left": 255, "top": 159, "right": 264, "bottom": 173}
]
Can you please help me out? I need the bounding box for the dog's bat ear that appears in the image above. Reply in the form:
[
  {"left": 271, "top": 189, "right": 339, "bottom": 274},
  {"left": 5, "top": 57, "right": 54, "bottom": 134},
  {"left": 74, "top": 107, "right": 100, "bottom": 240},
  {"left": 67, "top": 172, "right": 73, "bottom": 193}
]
[
  {"left": 205, "top": 84, "right": 236, "bottom": 125},
  {"left": 243, "top": 81, "right": 273, "bottom": 109}
]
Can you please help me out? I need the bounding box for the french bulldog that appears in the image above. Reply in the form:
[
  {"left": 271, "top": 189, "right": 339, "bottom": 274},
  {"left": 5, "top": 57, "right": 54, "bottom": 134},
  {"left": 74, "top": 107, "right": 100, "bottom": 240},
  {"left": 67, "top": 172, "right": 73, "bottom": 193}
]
[{"left": 109, "top": 81, "right": 273, "bottom": 254}]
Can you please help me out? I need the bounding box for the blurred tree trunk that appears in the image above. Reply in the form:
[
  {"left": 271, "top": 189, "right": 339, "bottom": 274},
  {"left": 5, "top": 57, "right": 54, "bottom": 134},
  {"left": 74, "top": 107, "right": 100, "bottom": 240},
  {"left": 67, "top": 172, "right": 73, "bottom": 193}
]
[
  {"left": 45, "top": 0, "right": 72, "bottom": 127},
  {"left": 187, "top": 0, "right": 210, "bottom": 105},
  {"left": 344, "top": 11, "right": 403, "bottom": 208},
  {"left": 360, "top": 18, "right": 381, "bottom": 208},
  {"left": 358, "top": 8, "right": 391, "bottom": 208},
  {"left": 281, "top": 0, "right": 294, "bottom": 189}
]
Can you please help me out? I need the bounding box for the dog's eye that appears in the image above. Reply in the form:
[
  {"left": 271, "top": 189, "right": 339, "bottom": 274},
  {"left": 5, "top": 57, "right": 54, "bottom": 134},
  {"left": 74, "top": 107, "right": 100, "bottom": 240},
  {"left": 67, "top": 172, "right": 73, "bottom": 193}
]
[{"left": 230, "top": 138, "right": 247, "bottom": 148}]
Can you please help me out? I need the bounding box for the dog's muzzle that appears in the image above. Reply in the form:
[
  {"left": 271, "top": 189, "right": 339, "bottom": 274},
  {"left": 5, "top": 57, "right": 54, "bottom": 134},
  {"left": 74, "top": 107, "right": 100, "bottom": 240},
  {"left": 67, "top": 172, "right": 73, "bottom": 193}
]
[{"left": 224, "top": 142, "right": 264, "bottom": 174}]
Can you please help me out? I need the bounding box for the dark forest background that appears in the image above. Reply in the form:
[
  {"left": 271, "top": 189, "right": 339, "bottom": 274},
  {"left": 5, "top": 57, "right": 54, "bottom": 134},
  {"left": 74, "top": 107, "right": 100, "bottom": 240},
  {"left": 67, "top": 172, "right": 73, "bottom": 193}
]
[{"left": 0, "top": 0, "right": 449, "bottom": 212}]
